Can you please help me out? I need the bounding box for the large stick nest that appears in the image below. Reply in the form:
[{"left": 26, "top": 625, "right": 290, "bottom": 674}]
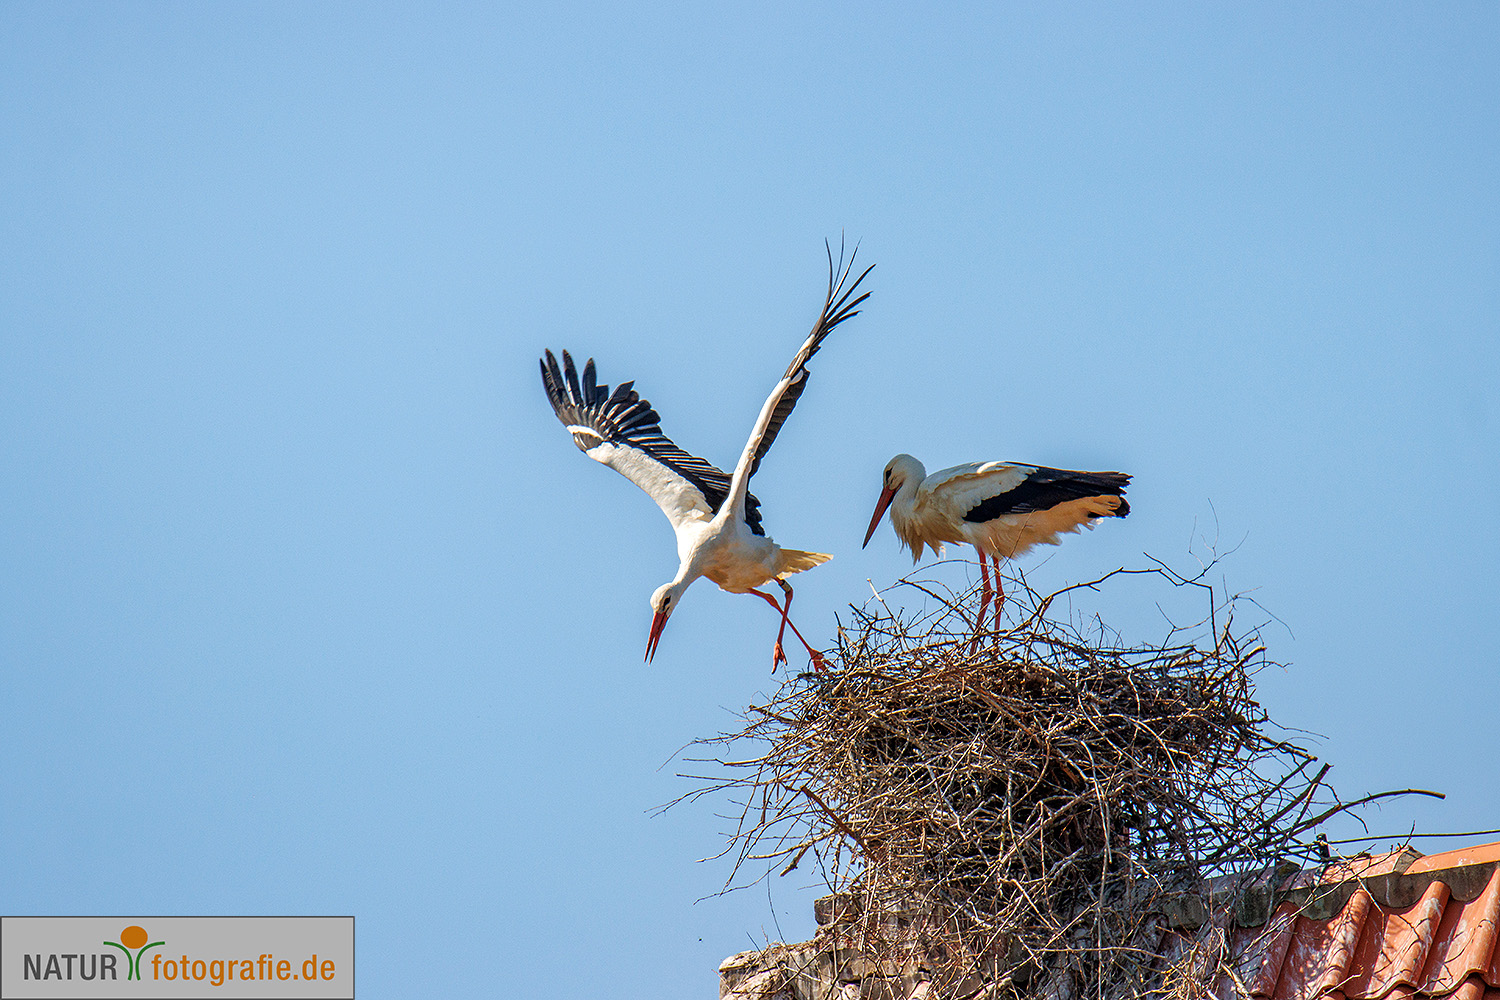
[{"left": 681, "top": 561, "right": 1371, "bottom": 999}]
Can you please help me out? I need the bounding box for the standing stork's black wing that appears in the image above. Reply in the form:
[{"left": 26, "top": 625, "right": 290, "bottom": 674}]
[{"left": 961, "top": 467, "right": 1132, "bottom": 523}]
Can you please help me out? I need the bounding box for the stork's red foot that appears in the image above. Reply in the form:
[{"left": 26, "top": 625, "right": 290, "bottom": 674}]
[
  {"left": 772, "top": 641, "right": 788, "bottom": 672},
  {"left": 809, "top": 649, "right": 828, "bottom": 673}
]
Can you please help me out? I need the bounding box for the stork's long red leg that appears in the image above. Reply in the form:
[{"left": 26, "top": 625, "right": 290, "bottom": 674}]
[
  {"left": 975, "top": 548, "right": 993, "bottom": 641},
  {"left": 750, "top": 587, "right": 798, "bottom": 671},
  {"left": 993, "top": 568, "right": 1006, "bottom": 632},
  {"left": 749, "top": 585, "right": 826, "bottom": 672},
  {"left": 777, "top": 579, "right": 827, "bottom": 672},
  {"left": 749, "top": 588, "right": 790, "bottom": 670},
  {"left": 773, "top": 579, "right": 795, "bottom": 660}
]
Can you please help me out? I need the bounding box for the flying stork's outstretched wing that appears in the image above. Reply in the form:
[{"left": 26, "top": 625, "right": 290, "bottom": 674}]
[
  {"left": 717, "top": 241, "right": 873, "bottom": 524},
  {"left": 540, "top": 349, "right": 766, "bottom": 535},
  {"left": 743, "top": 241, "right": 874, "bottom": 483}
]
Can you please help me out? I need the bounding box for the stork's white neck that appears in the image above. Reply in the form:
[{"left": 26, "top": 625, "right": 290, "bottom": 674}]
[{"left": 887, "top": 454, "right": 927, "bottom": 509}]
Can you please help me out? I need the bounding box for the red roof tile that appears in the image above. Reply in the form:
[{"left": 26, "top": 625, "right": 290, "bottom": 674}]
[
  {"left": 1345, "top": 880, "right": 1448, "bottom": 998},
  {"left": 1239, "top": 905, "right": 1299, "bottom": 997},
  {"left": 1274, "top": 891, "right": 1372, "bottom": 1000}
]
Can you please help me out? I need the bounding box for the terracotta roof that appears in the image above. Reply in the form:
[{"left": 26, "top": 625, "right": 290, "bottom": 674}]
[
  {"left": 1162, "top": 840, "right": 1500, "bottom": 1000},
  {"left": 718, "top": 840, "right": 1500, "bottom": 1000}
]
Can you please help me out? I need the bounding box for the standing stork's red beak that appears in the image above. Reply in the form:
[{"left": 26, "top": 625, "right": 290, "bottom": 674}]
[
  {"left": 862, "top": 484, "right": 897, "bottom": 548},
  {"left": 645, "top": 609, "right": 670, "bottom": 663}
]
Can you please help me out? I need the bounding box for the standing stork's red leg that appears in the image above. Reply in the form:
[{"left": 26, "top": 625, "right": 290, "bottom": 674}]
[
  {"left": 993, "top": 564, "right": 1006, "bottom": 632},
  {"left": 974, "top": 548, "right": 993, "bottom": 643},
  {"left": 749, "top": 585, "right": 826, "bottom": 672}
]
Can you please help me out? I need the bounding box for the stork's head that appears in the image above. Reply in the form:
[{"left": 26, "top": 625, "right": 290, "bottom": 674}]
[
  {"left": 863, "top": 454, "right": 925, "bottom": 548},
  {"left": 645, "top": 580, "right": 688, "bottom": 663}
]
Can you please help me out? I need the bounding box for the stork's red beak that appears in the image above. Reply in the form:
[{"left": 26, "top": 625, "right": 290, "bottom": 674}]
[
  {"left": 645, "top": 609, "right": 669, "bottom": 663},
  {"left": 863, "top": 484, "right": 897, "bottom": 548}
]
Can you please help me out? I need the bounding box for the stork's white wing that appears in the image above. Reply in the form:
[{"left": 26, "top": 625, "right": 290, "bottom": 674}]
[
  {"left": 540, "top": 349, "right": 765, "bottom": 534},
  {"left": 916, "top": 462, "right": 1039, "bottom": 521}
]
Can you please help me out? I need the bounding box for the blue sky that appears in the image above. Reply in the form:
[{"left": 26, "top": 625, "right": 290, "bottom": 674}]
[{"left": 2, "top": 4, "right": 1496, "bottom": 996}]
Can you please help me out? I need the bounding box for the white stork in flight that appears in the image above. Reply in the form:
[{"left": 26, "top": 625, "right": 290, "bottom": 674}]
[
  {"left": 863, "top": 455, "right": 1130, "bottom": 630},
  {"left": 541, "top": 246, "right": 872, "bottom": 670}
]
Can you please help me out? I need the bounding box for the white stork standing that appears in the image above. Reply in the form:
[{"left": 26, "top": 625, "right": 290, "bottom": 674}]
[
  {"left": 862, "top": 455, "right": 1130, "bottom": 631},
  {"left": 541, "top": 246, "right": 872, "bottom": 670}
]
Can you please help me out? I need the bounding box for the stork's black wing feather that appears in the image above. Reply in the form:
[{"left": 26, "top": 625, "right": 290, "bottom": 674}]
[
  {"left": 962, "top": 468, "right": 1131, "bottom": 523},
  {"left": 540, "top": 349, "right": 766, "bottom": 535}
]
